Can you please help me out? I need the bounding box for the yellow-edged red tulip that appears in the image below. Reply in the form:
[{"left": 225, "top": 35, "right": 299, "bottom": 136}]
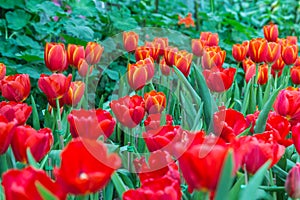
[
  {"left": 78, "top": 58, "right": 93, "bottom": 77},
  {"left": 232, "top": 43, "right": 247, "bottom": 62},
  {"left": 248, "top": 38, "right": 268, "bottom": 63},
  {"left": 191, "top": 39, "right": 204, "bottom": 57},
  {"left": 85, "top": 42, "right": 104, "bottom": 65},
  {"left": 200, "top": 32, "right": 219, "bottom": 47},
  {"left": 67, "top": 44, "right": 85, "bottom": 68},
  {"left": 63, "top": 81, "right": 85, "bottom": 107},
  {"left": 153, "top": 37, "right": 168, "bottom": 56},
  {"left": 135, "top": 46, "right": 151, "bottom": 61},
  {"left": 44, "top": 42, "right": 68, "bottom": 72},
  {"left": 123, "top": 31, "right": 139, "bottom": 52},
  {"left": 164, "top": 46, "right": 178, "bottom": 66},
  {"left": 174, "top": 50, "right": 193, "bottom": 76},
  {"left": 144, "top": 90, "right": 166, "bottom": 114},
  {"left": 265, "top": 42, "right": 281, "bottom": 63},
  {"left": 0, "top": 63, "right": 6, "bottom": 80},
  {"left": 271, "top": 56, "right": 285, "bottom": 71},
  {"left": 291, "top": 65, "right": 300, "bottom": 85},
  {"left": 281, "top": 43, "right": 298, "bottom": 65},
  {"left": 263, "top": 23, "right": 279, "bottom": 42},
  {"left": 202, "top": 46, "right": 226, "bottom": 69}
]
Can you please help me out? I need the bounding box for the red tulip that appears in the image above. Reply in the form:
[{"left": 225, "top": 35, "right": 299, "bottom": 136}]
[
  {"left": 263, "top": 23, "right": 279, "bottom": 42},
  {"left": 63, "top": 81, "right": 85, "bottom": 107},
  {"left": 203, "top": 67, "right": 236, "bottom": 92},
  {"left": 144, "top": 113, "right": 173, "bottom": 131},
  {"left": 291, "top": 65, "right": 300, "bottom": 84},
  {"left": 85, "top": 42, "right": 104, "bottom": 65},
  {"left": 78, "top": 58, "right": 93, "bottom": 77},
  {"left": 0, "top": 116, "right": 15, "bottom": 155},
  {"left": 159, "top": 58, "right": 171, "bottom": 76},
  {"left": 273, "top": 87, "right": 300, "bottom": 126},
  {"left": 202, "top": 46, "right": 226, "bottom": 69},
  {"left": 177, "top": 136, "right": 230, "bottom": 192},
  {"left": 271, "top": 56, "right": 285, "bottom": 71},
  {"left": 248, "top": 38, "right": 268, "bottom": 63},
  {"left": 54, "top": 138, "right": 121, "bottom": 195},
  {"left": 281, "top": 43, "right": 298, "bottom": 65},
  {"left": 200, "top": 32, "right": 219, "bottom": 47},
  {"left": 44, "top": 42, "right": 68, "bottom": 72},
  {"left": 144, "top": 41, "right": 160, "bottom": 61},
  {"left": 287, "top": 36, "right": 298, "bottom": 45},
  {"left": 257, "top": 63, "right": 269, "bottom": 85},
  {"left": 242, "top": 40, "right": 250, "bottom": 57},
  {"left": 232, "top": 43, "right": 247, "bottom": 62},
  {"left": 285, "top": 163, "right": 300, "bottom": 198},
  {"left": 38, "top": 73, "right": 72, "bottom": 100},
  {"left": 2, "top": 166, "right": 66, "bottom": 200},
  {"left": 144, "top": 90, "right": 166, "bottom": 114},
  {"left": 213, "top": 108, "right": 248, "bottom": 142},
  {"left": 123, "top": 31, "right": 139, "bottom": 52},
  {"left": 143, "top": 125, "right": 181, "bottom": 152},
  {"left": 1, "top": 74, "right": 31, "bottom": 102},
  {"left": 294, "top": 57, "right": 300, "bottom": 67},
  {"left": 127, "top": 57, "right": 155, "bottom": 91},
  {"left": 67, "top": 44, "right": 85, "bottom": 68},
  {"left": 164, "top": 46, "right": 178, "bottom": 66},
  {"left": 153, "top": 37, "right": 168, "bottom": 56},
  {"left": 292, "top": 123, "right": 300, "bottom": 154},
  {"left": 265, "top": 42, "right": 281, "bottom": 63},
  {"left": 0, "top": 63, "right": 6, "bottom": 80},
  {"left": 174, "top": 50, "right": 193, "bottom": 76},
  {"left": 0, "top": 101, "right": 32, "bottom": 125},
  {"left": 68, "top": 109, "right": 115, "bottom": 139},
  {"left": 135, "top": 46, "right": 151, "bottom": 61},
  {"left": 110, "top": 95, "right": 145, "bottom": 128},
  {"left": 11, "top": 125, "right": 53, "bottom": 163},
  {"left": 191, "top": 39, "right": 204, "bottom": 57}
]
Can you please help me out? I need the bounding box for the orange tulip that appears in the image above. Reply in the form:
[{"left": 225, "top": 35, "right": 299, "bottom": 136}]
[
  {"left": 127, "top": 57, "right": 155, "bottom": 90},
  {"left": 191, "top": 39, "right": 204, "bottom": 57},
  {"left": 271, "top": 56, "right": 285, "bottom": 71},
  {"left": 174, "top": 50, "right": 193, "bottom": 76},
  {"left": 85, "top": 42, "right": 104, "bottom": 65},
  {"left": 0, "top": 63, "right": 6, "bottom": 80},
  {"left": 67, "top": 44, "right": 85, "bottom": 68},
  {"left": 257, "top": 63, "right": 269, "bottom": 85},
  {"left": 265, "top": 42, "right": 281, "bottom": 63},
  {"left": 144, "top": 90, "right": 166, "bottom": 114},
  {"left": 291, "top": 66, "right": 300, "bottom": 85},
  {"left": 263, "top": 23, "right": 279, "bottom": 42},
  {"left": 44, "top": 42, "right": 68, "bottom": 72},
  {"left": 123, "top": 31, "right": 139, "bottom": 52},
  {"left": 281, "top": 43, "right": 298, "bottom": 65},
  {"left": 0, "top": 74, "right": 31, "bottom": 102},
  {"left": 248, "top": 38, "right": 268, "bottom": 63},
  {"left": 232, "top": 43, "right": 247, "bottom": 62},
  {"left": 63, "top": 81, "right": 85, "bottom": 107}
]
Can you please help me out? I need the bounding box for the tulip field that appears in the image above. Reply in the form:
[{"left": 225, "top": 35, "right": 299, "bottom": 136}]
[{"left": 1, "top": 0, "right": 300, "bottom": 200}]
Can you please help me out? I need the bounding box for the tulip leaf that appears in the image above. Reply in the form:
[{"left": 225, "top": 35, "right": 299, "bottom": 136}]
[
  {"left": 228, "top": 174, "right": 245, "bottom": 200},
  {"left": 241, "top": 81, "right": 251, "bottom": 115},
  {"left": 26, "top": 148, "right": 39, "bottom": 169},
  {"left": 239, "top": 160, "right": 271, "bottom": 200},
  {"left": 0, "top": 184, "right": 4, "bottom": 200},
  {"left": 254, "top": 86, "right": 283, "bottom": 133},
  {"left": 215, "top": 150, "right": 234, "bottom": 200},
  {"left": 35, "top": 181, "right": 59, "bottom": 200},
  {"left": 111, "top": 172, "right": 127, "bottom": 199},
  {"left": 31, "top": 95, "right": 40, "bottom": 130},
  {"left": 103, "top": 181, "right": 114, "bottom": 200}
]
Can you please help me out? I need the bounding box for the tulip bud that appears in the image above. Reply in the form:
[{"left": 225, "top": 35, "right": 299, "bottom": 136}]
[
  {"left": 159, "top": 58, "right": 171, "bottom": 76},
  {"left": 0, "top": 63, "right": 6, "bottom": 80},
  {"left": 232, "top": 44, "right": 247, "bottom": 62},
  {"left": 271, "top": 56, "right": 285, "bottom": 71},
  {"left": 135, "top": 46, "right": 151, "bottom": 61},
  {"left": 265, "top": 42, "right": 281, "bottom": 63},
  {"left": 287, "top": 36, "right": 298, "bottom": 45},
  {"left": 257, "top": 63, "right": 269, "bottom": 85},
  {"left": 202, "top": 46, "right": 226, "bottom": 69},
  {"left": 153, "top": 37, "right": 168, "bottom": 56},
  {"left": 248, "top": 38, "right": 268, "bottom": 63},
  {"left": 144, "top": 42, "right": 160, "bottom": 61},
  {"left": 291, "top": 66, "right": 300, "bottom": 85},
  {"left": 263, "top": 23, "right": 279, "bottom": 42},
  {"left": 164, "top": 46, "right": 178, "bottom": 66},
  {"left": 44, "top": 42, "right": 68, "bottom": 72},
  {"left": 281, "top": 43, "right": 298, "bottom": 65},
  {"left": 191, "top": 39, "right": 204, "bottom": 57},
  {"left": 174, "top": 50, "right": 193, "bottom": 76},
  {"left": 144, "top": 90, "right": 166, "bottom": 114},
  {"left": 67, "top": 44, "right": 85, "bottom": 68},
  {"left": 85, "top": 42, "right": 104, "bottom": 65},
  {"left": 200, "top": 32, "right": 219, "bottom": 46},
  {"left": 78, "top": 58, "right": 93, "bottom": 77},
  {"left": 123, "top": 31, "right": 139, "bottom": 52},
  {"left": 285, "top": 163, "right": 300, "bottom": 198}
]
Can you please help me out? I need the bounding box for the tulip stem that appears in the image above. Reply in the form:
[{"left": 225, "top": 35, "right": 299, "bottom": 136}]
[
  {"left": 274, "top": 71, "right": 278, "bottom": 90},
  {"left": 84, "top": 65, "right": 91, "bottom": 109},
  {"left": 55, "top": 98, "right": 64, "bottom": 149},
  {"left": 269, "top": 169, "right": 277, "bottom": 200}
]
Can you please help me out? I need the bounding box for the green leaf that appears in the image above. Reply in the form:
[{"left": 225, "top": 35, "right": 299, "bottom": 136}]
[
  {"left": 0, "top": 184, "right": 4, "bottom": 200},
  {"left": 254, "top": 86, "right": 283, "bottom": 133},
  {"left": 26, "top": 148, "right": 39, "bottom": 169},
  {"left": 103, "top": 181, "right": 114, "bottom": 200},
  {"left": 13, "top": 35, "right": 41, "bottom": 49},
  {"left": 0, "top": 0, "right": 24, "bottom": 9},
  {"left": 111, "top": 172, "right": 127, "bottom": 199},
  {"left": 36, "top": 181, "right": 59, "bottom": 200},
  {"left": 215, "top": 150, "right": 234, "bottom": 200},
  {"left": 5, "top": 9, "right": 31, "bottom": 30},
  {"left": 15, "top": 49, "right": 44, "bottom": 62},
  {"left": 239, "top": 161, "right": 271, "bottom": 200},
  {"left": 104, "top": 69, "right": 119, "bottom": 81},
  {"left": 31, "top": 95, "right": 40, "bottom": 130},
  {"left": 229, "top": 174, "right": 245, "bottom": 200}
]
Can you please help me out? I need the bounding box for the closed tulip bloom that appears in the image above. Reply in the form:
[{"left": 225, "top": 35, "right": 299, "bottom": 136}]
[
  {"left": 0, "top": 74, "right": 31, "bottom": 102},
  {"left": 11, "top": 125, "right": 53, "bottom": 163},
  {"left": 285, "top": 163, "right": 300, "bottom": 198},
  {"left": 85, "top": 42, "right": 104, "bottom": 65},
  {"left": 271, "top": 56, "right": 285, "bottom": 71},
  {"left": 135, "top": 46, "right": 151, "bottom": 61},
  {"left": 214, "top": 108, "right": 248, "bottom": 142},
  {"left": 144, "top": 113, "right": 173, "bottom": 131},
  {"left": 0, "top": 101, "right": 32, "bottom": 125},
  {"left": 263, "top": 23, "right": 279, "bottom": 42},
  {"left": 54, "top": 138, "right": 121, "bottom": 195},
  {"left": 292, "top": 123, "right": 300, "bottom": 155},
  {"left": 294, "top": 57, "right": 300, "bottom": 67},
  {"left": 265, "top": 42, "right": 281, "bottom": 63},
  {"left": 38, "top": 73, "right": 72, "bottom": 100},
  {"left": 159, "top": 58, "right": 171, "bottom": 76},
  {"left": 153, "top": 37, "right": 168, "bottom": 56},
  {"left": 273, "top": 87, "right": 300, "bottom": 126},
  {"left": 191, "top": 39, "right": 204, "bottom": 57},
  {"left": 144, "top": 42, "right": 160, "bottom": 61},
  {"left": 287, "top": 36, "right": 298, "bottom": 45},
  {"left": 144, "top": 90, "right": 166, "bottom": 114},
  {"left": 44, "top": 42, "right": 68, "bottom": 72},
  {"left": 63, "top": 81, "right": 85, "bottom": 107},
  {"left": 0, "top": 63, "right": 6, "bottom": 80},
  {"left": 200, "top": 32, "right": 219, "bottom": 46},
  {"left": 232, "top": 43, "right": 247, "bottom": 62},
  {"left": 202, "top": 46, "right": 226, "bottom": 69},
  {"left": 123, "top": 31, "right": 139, "bottom": 52},
  {"left": 0, "top": 116, "right": 16, "bottom": 155},
  {"left": 257, "top": 63, "right": 269, "bottom": 85},
  {"left": 164, "top": 46, "right": 178, "bottom": 66},
  {"left": 203, "top": 67, "right": 236, "bottom": 92},
  {"left": 174, "top": 50, "right": 193, "bottom": 76},
  {"left": 67, "top": 44, "right": 85, "bottom": 68},
  {"left": 68, "top": 109, "right": 115, "bottom": 139},
  {"left": 78, "top": 58, "right": 93, "bottom": 77},
  {"left": 291, "top": 66, "right": 300, "bottom": 84},
  {"left": 242, "top": 40, "right": 250, "bottom": 57},
  {"left": 110, "top": 95, "right": 145, "bottom": 128},
  {"left": 281, "top": 43, "right": 298, "bottom": 65},
  {"left": 127, "top": 57, "right": 155, "bottom": 91},
  {"left": 2, "top": 166, "right": 66, "bottom": 200},
  {"left": 248, "top": 38, "right": 268, "bottom": 63}
]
